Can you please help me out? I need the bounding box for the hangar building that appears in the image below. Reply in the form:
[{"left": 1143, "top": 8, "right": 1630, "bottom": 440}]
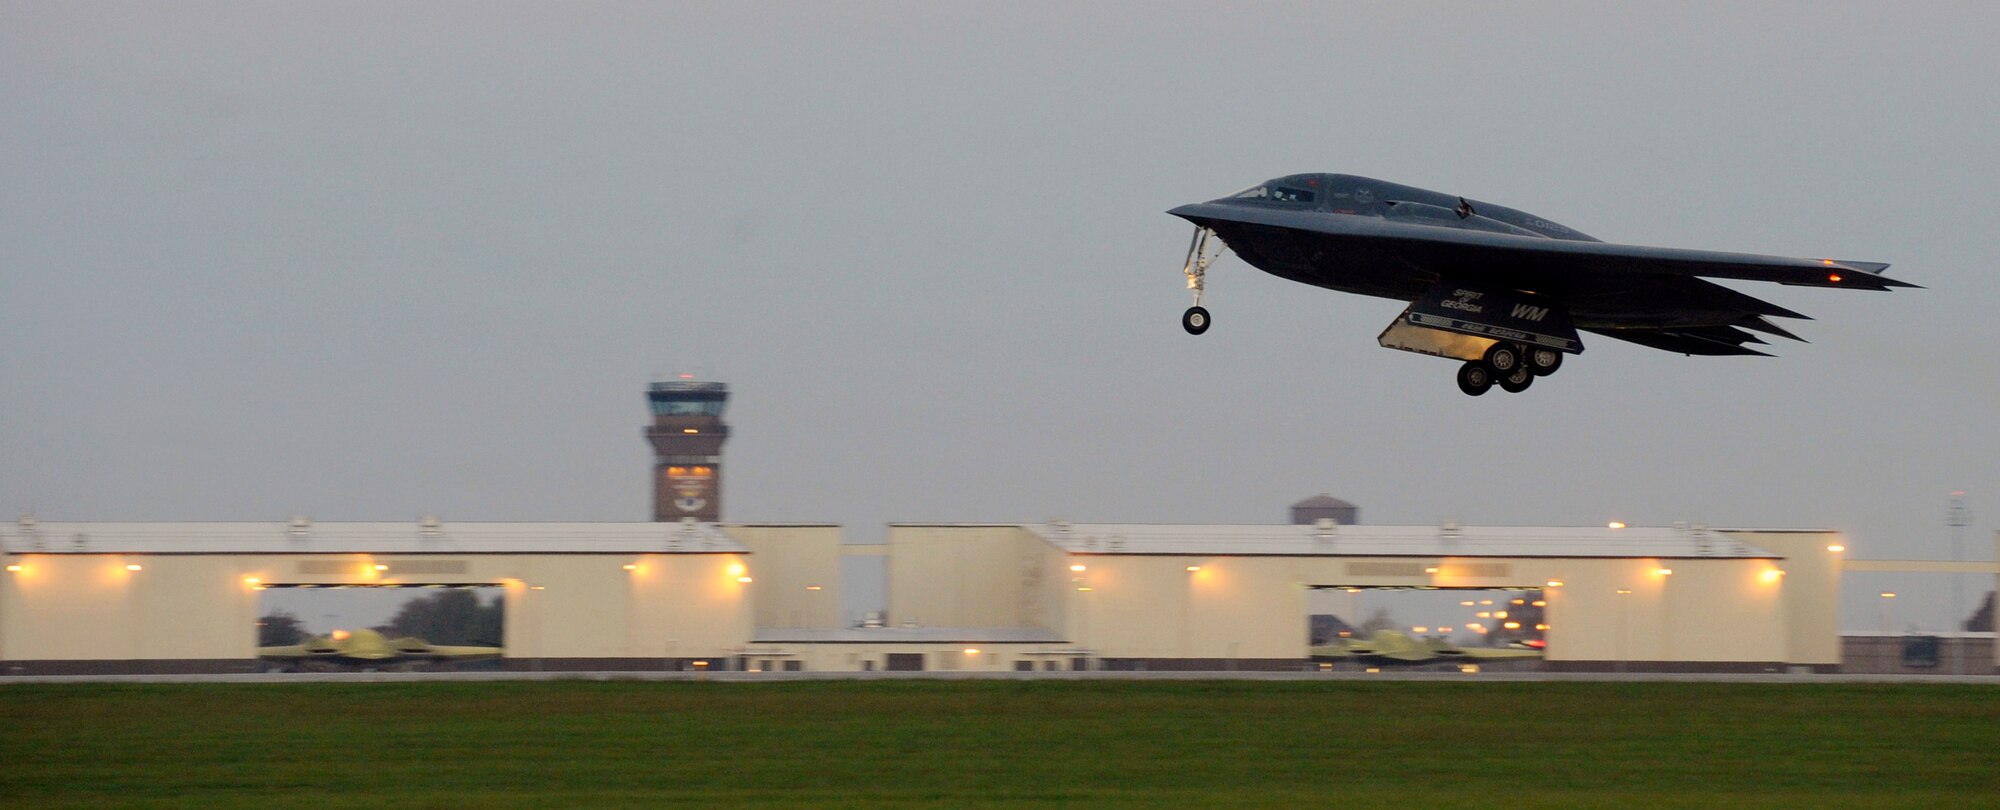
[{"left": 10, "top": 517, "right": 1973, "bottom": 675}]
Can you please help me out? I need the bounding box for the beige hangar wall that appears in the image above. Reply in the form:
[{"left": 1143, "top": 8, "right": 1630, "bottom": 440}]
[
  {"left": 724, "top": 524, "right": 844, "bottom": 630},
  {"left": 0, "top": 552, "right": 757, "bottom": 666}
]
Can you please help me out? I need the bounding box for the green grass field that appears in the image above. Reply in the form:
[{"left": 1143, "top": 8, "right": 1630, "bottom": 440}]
[{"left": 3, "top": 680, "right": 1997, "bottom": 807}]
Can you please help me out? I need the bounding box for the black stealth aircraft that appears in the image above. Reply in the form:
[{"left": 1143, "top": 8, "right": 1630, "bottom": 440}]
[{"left": 1168, "top": 174, "right": 1915, "bottom": 396}]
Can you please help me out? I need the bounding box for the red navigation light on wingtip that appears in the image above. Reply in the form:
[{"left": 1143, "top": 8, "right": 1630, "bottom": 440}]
[
  {"left": 1828, "top": 274, "right": 1842, "bottom": 283},
  {"left": 1524, "top": 639, "right": 1547, "bottom": 649}
]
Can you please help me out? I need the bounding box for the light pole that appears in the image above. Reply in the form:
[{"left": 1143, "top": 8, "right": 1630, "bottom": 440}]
[{"left": 1948, "top": 492, "right": 1969, "bottom": 675}]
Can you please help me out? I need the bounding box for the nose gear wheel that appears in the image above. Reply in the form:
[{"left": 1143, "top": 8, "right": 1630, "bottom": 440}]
[
  {"left": 1178, "top": 226, "right": 1226, "bottom": 334},
  {"left": 1182, "top": 306, "right": 1210, "bottom": 335}
]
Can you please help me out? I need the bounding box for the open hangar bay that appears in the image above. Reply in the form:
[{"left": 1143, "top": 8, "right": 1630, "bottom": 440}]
[{"left": 8, "top": 518, "right": 1987, "bottom": 676}]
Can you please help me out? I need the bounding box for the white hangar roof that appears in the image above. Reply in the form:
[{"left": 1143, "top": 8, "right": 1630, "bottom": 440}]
[
  {"left": 0, "top": 520, "right": 750, "bottom": 555},
  {"left": 1022, "top": 523, "right": 1785, "bottom": 559}
]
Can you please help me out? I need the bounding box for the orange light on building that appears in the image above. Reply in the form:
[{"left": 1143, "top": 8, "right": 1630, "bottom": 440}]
[
  {"left": 963, "top": 648, "right": 981, "bottom": 655},
  {"left": 736, "top": 576, "right": 753, "bottom": 584},
  {"left": 1654, "top": 568, "right": 1674, "bottom": 577},
  {"left": 727, "top": 563, "right": 747, "bottom": 577},
  {"left": 1761, "top": 569, "right": 1785, "bottom": 584},
  {"left": 373, "top": 564, "right": 389, "bottom": 571},
  {"left": 243, "top": 577, "right": 261, "bottom": 585},
  {"left": 125, "top": 564, "right": 143, "bottom": 572},
  {"left": 1826, "top": 544, "right": 1845, "bottom": 553},
  {"left": 1503, "top": 621, "right": 1521, "bottom": 630},
  {"left": 1608, "top": 521, "right": 1626, "bottom": 529},
  {"left": 1535, "top": 624, "right": 1551, "bottom": 631},
  {"left": 1424, "top": 566, "right": 1439, "bottom": 574},
  {"left": 1494, "top": 611, "right": 1508, "bottom": 619},
  {"left": 623, "top": 564, "right": 637, "bottom": 571},
  {"left": 1459, "top": 601, "right": 1475, "bottom": 606},
  {"left": 1531, "top": 600, "right": 1547, "bottom": 607},
  {"left": 1546, "top": 580, "right": 1564, "bottom": 588},
  {"left": 681, "top": 428, "right": 699, "bottom": 434},
  {"left": 1069, "top": 564, "right": 1086, "bottom": 572},
  {"left": 5, "top": 564, "right": 21, "bottom": 573},
  {"left": 1185, "top": 565, "right": 1202, "bottom": 572},
  {"left": 805, "top": 585, "right": 823, "bottom": 591}
]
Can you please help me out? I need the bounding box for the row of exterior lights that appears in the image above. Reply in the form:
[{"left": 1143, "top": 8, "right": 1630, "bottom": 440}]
[
  {"left": 5, "top": 563, "right": 144, "bottom": 573},
  {"left": 1067, "top": 562, "right": 1208, "bottom": 592}
]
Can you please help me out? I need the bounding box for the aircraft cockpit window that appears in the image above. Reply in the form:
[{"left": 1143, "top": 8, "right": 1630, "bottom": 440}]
[
  {"left": 1230, "top": 185, "right": 1315, "bottom": 203},
  {"left": 1270, "top": 186, "right": 1315, "bottom": 203}
]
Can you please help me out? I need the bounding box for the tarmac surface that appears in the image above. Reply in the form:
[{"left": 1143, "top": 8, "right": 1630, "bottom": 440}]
[{"left": 4, "top": 670, "right": 1998, "bottom": 685}]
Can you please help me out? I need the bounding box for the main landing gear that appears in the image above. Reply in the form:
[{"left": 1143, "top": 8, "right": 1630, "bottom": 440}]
[
  {"left": 1456, "top": 342, "right": 1563, "bottom": 396},
  {"left": 1179, "top": 227, "right": 1225, "bottom": 335}
]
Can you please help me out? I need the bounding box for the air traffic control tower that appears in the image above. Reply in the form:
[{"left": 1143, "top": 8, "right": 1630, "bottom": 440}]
[{"left": 646, "top": 377, "right": 729, "bottom": 522}]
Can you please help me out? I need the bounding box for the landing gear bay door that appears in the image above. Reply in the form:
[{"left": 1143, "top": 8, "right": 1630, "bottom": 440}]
[{"left": 1378, "top": 283, "right": 1583, "bottom": 362}]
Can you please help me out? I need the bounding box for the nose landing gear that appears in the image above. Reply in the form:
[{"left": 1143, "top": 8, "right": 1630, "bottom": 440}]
[{"left": 1180, "top": 227, "right": 1225, "bottom": 335}]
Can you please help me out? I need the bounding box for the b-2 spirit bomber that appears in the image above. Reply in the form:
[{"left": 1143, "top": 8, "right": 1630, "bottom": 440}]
[{"left": 1169, "top": 174, "right": 1915, "bottom": 395}]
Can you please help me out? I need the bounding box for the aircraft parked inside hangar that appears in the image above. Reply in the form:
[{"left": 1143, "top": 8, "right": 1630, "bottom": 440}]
[
  {"left": 1309, "top": 630, "right": 1544, "bottom": 667},
  {"left": 258, "top": 628, "right": 501, "bottom": 672},
  {"left": 1168, "top": 174, "right": 1915, "bottom": 395}
]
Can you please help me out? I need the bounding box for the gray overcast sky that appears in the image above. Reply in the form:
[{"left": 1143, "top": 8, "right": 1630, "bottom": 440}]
[{"left": 4, "top": 2, "right": 1995, "bottom": 631}]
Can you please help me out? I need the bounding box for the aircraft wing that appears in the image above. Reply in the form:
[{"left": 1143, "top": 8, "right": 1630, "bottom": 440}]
[
  {"left": 1167, "top": 203, "right": 1916, "bottom": 292},
  {"left": 1453, "top": 647, "right": 1545, "bottom": 660},
  {"left": 1584, "top": 324, "right": 1777, "bottom": 356},
  {"left": 388, "top": 636, "right": 502, "bottom": 659},
  {"left": 416, "top": 644, "right": 504, "bottom": 659},
  {"left": 257, "top": 642, "right": 339, "bottom": 659}
]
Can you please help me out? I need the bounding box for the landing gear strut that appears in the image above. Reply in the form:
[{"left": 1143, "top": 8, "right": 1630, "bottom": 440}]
[{"left": 1180, "top": 226, "right": 1225, "bottom": 335}]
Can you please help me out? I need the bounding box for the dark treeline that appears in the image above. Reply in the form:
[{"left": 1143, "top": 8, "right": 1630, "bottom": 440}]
[
  {"left": 255, "top": 589, "right": 505, "bottom": 647},
  {"left": 376, "top": 589, "right": 504, "bottom": 645},
  {"left": 257, "top": 610, "right": 308, "bottom": 646}
]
